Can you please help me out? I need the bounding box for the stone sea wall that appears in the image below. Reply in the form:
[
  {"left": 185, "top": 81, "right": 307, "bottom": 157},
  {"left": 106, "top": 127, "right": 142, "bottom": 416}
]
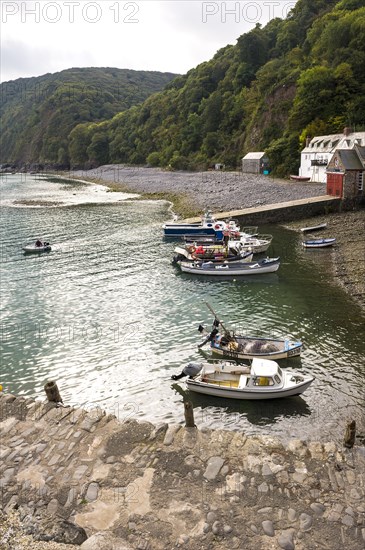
[{"left": 1, "top": 392, "right": 364, "bottom": 550}]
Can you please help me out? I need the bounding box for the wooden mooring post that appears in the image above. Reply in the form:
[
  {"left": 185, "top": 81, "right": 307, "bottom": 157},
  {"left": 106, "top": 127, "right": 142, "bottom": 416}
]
[
  {"left": 184, "top": 400, "right": 196, "bottom": 428},
  {"left": 44, "top": 380, "right": 63, "bottom": 404}
]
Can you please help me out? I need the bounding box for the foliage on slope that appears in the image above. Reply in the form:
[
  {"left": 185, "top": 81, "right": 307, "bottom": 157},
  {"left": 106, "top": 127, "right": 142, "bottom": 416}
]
[
  {"left": 0, "top": 67, "right": 177, "bottom": 165},
  {"left": 70, "top": 0, "right": 364, "bottom": 176},
  {"left": 3, "top": 0, "right": 365, "bottom": 176}
]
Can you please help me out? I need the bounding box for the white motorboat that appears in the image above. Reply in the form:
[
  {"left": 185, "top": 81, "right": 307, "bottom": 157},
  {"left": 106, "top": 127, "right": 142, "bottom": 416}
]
[
  {"left": 302, "top": 238, "right": 336, "bottom": 248},
  {"left": 179, "top": 257, "right": 280, "bottom": 276},
  {"left": 172, "top": 359, "right": 314, "bottom": 400},
  {"left": 22, "top": 241, "right": 51, "bottom": 253},
  {"left": 229, "top": 235, "right": 273, "bottom": 254}
]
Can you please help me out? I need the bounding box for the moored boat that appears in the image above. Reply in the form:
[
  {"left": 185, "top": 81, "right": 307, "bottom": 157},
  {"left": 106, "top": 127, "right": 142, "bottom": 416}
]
[
  {"left": 163, "top": 210, "right": 240, "bottom": 239},
  {"left": 179, "top": 257, "right": 280, "bottom": 276},
  {"left": 230, "top": 234, "right": 273, "bottom": 253},
  {"left": 208, "top": 333, "right": 302, "bottom": 360},
  {"left": 173, "top": 244, "right": 253, "bottom": 264},
  {"left": 198, "top": 304, "right": 302, "bottom": 360},
  {"left": 302, "top": 238, "right": 336, "bottom": 248},
  {"left": 300, "top": 223, "right": 327, "bottom": 233},
  {"left": 172, "top": 359, "right": 314, "bottom": 400}
]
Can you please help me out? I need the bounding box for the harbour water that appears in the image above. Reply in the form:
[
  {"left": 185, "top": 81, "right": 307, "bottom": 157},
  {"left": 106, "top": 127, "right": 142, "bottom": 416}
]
[{"left": 1, "top": 174, "right": 364, "bottom": 442}]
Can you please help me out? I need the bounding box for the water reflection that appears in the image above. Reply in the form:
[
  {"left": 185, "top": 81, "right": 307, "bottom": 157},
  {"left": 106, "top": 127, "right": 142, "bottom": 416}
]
[
  {"left": 1, "top": 175, "right": 364, "bottom": 443},
  {"left": 172, "top": 383, "right": 312, "bottom": 428}
]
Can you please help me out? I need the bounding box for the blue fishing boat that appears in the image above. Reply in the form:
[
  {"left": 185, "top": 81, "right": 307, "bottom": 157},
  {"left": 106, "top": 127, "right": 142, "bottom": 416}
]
[{"left": 163, "top": 210, "right": 239, "bottom": 239}]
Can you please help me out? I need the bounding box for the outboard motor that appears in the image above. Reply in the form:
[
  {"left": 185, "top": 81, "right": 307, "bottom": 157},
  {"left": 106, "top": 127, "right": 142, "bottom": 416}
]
[{"left": 171, "top": 362, "right": 203, "bottom": 380}]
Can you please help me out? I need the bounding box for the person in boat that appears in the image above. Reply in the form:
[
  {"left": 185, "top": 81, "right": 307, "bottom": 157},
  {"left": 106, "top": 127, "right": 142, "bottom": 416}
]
[
  {"left": 35, "top": 239, "right": 43, "bottom": 247},
  {"left": 197, "top": 320, "right": 220, "bottom": 348}
]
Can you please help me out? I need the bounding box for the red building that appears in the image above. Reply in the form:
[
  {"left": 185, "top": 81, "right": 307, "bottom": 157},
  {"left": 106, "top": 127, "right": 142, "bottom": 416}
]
[{"left": 326, "top": 145, "right": 365, "bottom": 205}]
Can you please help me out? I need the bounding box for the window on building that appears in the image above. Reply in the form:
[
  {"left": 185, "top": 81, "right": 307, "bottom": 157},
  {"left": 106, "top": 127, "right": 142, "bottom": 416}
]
[{"left": 358, "top": 172, "right": 364, "bottom": 192}]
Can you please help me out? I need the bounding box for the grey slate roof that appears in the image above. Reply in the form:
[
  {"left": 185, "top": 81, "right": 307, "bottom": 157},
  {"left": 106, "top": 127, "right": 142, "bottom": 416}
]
[{"left": 337, "top": 149, "right": 364, "bottom": 170}]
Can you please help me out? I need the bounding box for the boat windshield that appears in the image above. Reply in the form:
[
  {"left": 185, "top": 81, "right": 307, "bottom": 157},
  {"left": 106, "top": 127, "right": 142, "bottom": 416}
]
[{"left": 252, "top": 376, "right": 275, "bottom": 386}]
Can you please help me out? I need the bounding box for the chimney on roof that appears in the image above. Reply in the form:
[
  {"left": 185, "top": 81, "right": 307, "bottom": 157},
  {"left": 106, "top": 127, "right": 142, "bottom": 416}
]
[
  {"left": 343, "top": 127, "right": 352, "bottom": 136},
  {"left": 306, "top": 136, "right": 311, "bottom": 147}
]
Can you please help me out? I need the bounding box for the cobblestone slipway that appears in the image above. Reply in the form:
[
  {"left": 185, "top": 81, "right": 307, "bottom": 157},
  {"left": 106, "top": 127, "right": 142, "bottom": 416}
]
[{"left": 0, "top": 392, "right": 364, "bottom": 549}]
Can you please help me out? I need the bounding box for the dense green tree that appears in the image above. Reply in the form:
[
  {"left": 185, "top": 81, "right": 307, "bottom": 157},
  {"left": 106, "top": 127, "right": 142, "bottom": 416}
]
[
  {"left": 0, "top": 68, "right": 177, "bottom": 165},
  {"left": 2, "top": 0, "right": 365, "bottom": 176}
]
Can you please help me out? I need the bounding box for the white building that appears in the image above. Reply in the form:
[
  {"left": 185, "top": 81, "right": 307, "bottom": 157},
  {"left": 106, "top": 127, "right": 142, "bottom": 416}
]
[{"left": 299, "top": 129, "right": 365, "bottom": 183}]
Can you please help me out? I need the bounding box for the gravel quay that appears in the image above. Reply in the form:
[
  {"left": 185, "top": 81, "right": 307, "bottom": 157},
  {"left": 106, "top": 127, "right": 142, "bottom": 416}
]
[
  {"left": 70, "top": 166, "right": 365, "bottom": 311},
  {"left": 70, "top": 165, "right": 327, "bottom": 216}
]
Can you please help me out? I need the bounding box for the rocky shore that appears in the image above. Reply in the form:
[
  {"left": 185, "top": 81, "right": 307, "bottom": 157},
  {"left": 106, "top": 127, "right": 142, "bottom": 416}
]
[
  {"left": 69, "top": 166, "right": 365, "bottom": 311},
  {"left": 1, "top": 392, "right": 365, "bottom": 550},
  {"left": 285, "top": 211, "right": 365, "bottom": 312}
]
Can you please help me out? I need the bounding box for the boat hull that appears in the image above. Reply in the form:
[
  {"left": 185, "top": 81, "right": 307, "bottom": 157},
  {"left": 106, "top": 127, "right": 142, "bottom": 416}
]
[
  {"left": 300, "top": 223, "right": 327, "bottom": 233},
  {"left": 186, "top": 377, "right": 313, "bottom": 400},
  {"left": 22, "top": 245, "right": 51, "bottom": 253},
  {"left": 163, "top": 225, "right": 218, "bottom": 237},
  {"left": 210, "top": 340, "right": 302, "bottom": 361},
  {"left": 180, "top": 258, "right": 280, "bottom": 275},
  {"left": 302, "top": 238, "right": 336, "bottom": 248}
]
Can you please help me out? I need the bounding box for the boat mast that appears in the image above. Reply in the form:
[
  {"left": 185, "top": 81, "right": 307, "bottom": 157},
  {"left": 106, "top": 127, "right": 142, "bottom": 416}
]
[{"left": 205, "top": 302, "right": 230, "bottom": 335}]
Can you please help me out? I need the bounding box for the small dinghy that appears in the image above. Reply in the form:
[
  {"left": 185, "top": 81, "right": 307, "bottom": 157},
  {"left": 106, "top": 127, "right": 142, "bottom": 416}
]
[
  {"left": 179, "top": 257, "right": 280, "bottom": 276},
  {"left": 22, "top": 240, "right": 51, "bottom": 253},
  {"left": 172, "top": 358, "right": 314, "bottom": 400},
  {"left": 302, "top": 238, "right": 336, "bottom": 248},
  {"left": 300, "top": 223, "right": 327, "bottom": 233}
]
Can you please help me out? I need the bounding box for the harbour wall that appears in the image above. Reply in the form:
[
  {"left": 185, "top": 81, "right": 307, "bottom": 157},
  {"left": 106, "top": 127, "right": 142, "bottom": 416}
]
[{"left": 185, "top": 196, "right": 341, "bottom": 225}]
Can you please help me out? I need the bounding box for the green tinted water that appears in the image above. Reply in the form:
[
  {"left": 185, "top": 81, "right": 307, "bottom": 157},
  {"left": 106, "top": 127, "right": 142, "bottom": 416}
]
[{"left": 1, "top": 174, "right": 364, "bottom": 442}]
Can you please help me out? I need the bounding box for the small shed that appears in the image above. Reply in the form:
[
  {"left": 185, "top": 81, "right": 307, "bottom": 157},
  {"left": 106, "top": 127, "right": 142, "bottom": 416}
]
[
  {"left": 326, "top": 146, "right": 365, "bottom": 202},
  {"left": 242, "top": 152, "right": 269, "bottom": 174}
]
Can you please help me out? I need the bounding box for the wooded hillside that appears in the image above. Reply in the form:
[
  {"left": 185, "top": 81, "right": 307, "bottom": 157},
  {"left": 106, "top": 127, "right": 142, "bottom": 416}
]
[
  {"left": 0, "top": 67, "right": 177, "bottom": 166},
  {"left": 2, "top": 0, "right": 365, "bottom": 175}
]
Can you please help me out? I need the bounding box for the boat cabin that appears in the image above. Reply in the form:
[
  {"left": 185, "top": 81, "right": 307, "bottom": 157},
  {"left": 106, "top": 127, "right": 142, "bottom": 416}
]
[
  {"left": 200, "top": 358, "right": 284, "bottom": 389},
  {"left": 249, "top": 358, "right": 283, "bottom": 387}
]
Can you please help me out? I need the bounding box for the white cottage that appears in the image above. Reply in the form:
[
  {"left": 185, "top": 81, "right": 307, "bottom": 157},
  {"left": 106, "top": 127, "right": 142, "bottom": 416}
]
[{"left": 299, "top": 129, "right": 365, "bottom": 183}]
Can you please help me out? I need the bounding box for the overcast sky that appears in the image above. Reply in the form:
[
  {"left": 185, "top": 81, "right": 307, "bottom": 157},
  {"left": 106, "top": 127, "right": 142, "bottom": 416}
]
[{"left": 1, "top": 1, "right": 296, "bottom": 82}]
